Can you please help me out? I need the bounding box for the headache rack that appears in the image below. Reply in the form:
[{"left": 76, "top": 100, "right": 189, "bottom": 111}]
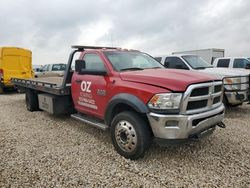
[
  {"left": 71, "top": 45, "right": 120, "bottom": 50},
  {"left": 71, "top": 45, "right": 140, "bottom": 52}
]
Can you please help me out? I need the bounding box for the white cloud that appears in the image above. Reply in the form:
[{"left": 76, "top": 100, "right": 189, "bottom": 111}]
[
  {"left": 0, "top": 0, "right": 250, "bottom": 65},
  {"left": 77, "top": 20, "right": 113, "bottom": 46}
]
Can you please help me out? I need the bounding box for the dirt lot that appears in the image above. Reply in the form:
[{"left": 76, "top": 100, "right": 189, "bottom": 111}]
[{"left": 0, "top": 93, "right": 249, "bottom": 187}]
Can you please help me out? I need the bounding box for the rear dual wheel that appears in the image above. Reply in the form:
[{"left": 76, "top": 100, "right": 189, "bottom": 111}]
[
  {"left": 0, "top": 86, "right": 3, "bottom": 94},
  {"left": 26, "top": 89, "right": 39, "bottom": 111},
  {"left": 111, "top": 111, "right": 152, "bottom": 160}
]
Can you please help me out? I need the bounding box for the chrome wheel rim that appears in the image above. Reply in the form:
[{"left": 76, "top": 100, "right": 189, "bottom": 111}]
[{"left": 115, "top": 120, "right": 137, "bottom": 153}]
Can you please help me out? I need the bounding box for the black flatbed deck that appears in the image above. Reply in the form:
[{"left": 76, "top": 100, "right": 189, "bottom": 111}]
[{"left": 12, "top": 77, "right": 71, "bottom": 95}]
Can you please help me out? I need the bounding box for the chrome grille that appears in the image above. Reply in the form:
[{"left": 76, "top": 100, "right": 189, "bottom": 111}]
[{"left": 181, "top": 81, "right": 223, "bottom": 115}]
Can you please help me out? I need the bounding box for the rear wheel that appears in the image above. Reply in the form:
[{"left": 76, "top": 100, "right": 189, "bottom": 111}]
[
  {"left": 0, "top": 86, "right": 3, "bottom": 94},
  {"left": 111, "top": 111, "right": 152, "bottom": 160},
  {"left": 26, "top": 89, "right": 39, "bottom": 111}
]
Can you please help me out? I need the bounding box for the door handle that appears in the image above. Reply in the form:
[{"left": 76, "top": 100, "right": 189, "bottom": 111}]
[{"left": 75, "top": 79, "right": 82, "bottom": 83}]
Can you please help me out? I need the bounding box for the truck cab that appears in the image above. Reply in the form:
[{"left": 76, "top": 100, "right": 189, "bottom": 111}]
[
  {"left": 213, "top": 57, "right": 250, "bottom": 70},
  {"left": 12, "top": 46, "right": 226, "bottom": 159},
  {"left": 155, "top": 55, "right": 250, "bottom": 106}
]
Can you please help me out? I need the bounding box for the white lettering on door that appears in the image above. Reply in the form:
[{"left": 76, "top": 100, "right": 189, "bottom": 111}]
[{"left": 80, "top": 81, "right": 92, "bottom": 93}]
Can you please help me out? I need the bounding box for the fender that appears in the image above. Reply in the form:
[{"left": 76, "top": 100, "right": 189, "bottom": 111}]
[{"left": 104, "top": 93, "right": 149, "bottom": 125}]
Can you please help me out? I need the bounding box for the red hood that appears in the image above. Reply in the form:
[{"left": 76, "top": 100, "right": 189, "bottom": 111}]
[{"left": 120, "top": 69, "right": 220, "bottom": 92}]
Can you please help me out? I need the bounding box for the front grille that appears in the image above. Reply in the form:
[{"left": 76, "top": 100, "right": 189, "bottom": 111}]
[
  {"left": 213, "top": 96, "right": 221, "bottom": 104},
  {"left": 187, "top": 100, "right": 207, "bottom": 110},
  {"left": 181, "top": 81, "right": 223, "bottom": 114},
  {"left": 214, "top": 85, "right": 222, "bottom": 93},
  {"left": 190, "top": 87, "right": 209, "bottom": 96}
]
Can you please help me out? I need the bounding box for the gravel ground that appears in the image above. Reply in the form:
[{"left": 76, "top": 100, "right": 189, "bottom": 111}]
[{"left": 0, "top": 93, "right": 249, "bottom": 187}]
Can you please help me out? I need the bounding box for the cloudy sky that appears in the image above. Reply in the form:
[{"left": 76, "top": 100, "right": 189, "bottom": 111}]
[{"left": 0, "top": 0, "right": 250, "bottom": 65}]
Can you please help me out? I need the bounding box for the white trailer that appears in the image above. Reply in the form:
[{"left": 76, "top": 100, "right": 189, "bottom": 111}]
[{"left": 172, "top": 48, "right": 225, "bottom": 64}]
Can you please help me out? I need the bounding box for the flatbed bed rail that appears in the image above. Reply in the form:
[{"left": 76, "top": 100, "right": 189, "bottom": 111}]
[{"left": 11, "top": 77, "right": 71, "bottom": 95}]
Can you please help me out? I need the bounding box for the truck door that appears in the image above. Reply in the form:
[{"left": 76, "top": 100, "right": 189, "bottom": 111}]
[
  {"left": 164, "top": 57, "right": 189, "bottom": 70},
  {"left": 38, "top": 64, "right": 50, "bottom": 77},
  {"left": 71, "top": 53, "right": 110, "bottom": 118}
]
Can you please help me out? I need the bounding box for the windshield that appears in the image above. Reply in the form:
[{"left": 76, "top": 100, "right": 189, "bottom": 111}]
[
  {"left": 104, "top": 51, "right": 164, "bottom": 71},
  {"left": 247, "top": 58, "right": 250, "bottom": 62},
  {"left": 182, "top": 55, "right": 213, "bottom": 69}
]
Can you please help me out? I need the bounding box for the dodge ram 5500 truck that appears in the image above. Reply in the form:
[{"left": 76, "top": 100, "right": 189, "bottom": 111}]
[
  {"left": 156, "top": 55, "right": 250, "bottom": 106},
  {"left": 12, "top": 46, "right": 225, "bottom": 159}
]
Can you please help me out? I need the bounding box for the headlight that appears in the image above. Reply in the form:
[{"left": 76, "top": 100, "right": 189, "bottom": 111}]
[
  {"left": 148, "top": 93, "right": 182, "bottom": 110},
  {"left": 223, "top": 77, "right": 241, "bottom": 90}
]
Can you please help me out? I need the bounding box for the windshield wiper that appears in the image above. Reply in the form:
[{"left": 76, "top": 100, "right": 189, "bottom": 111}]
[
  {"left": 144, "top": 67, "right": 162, "bottom": 69},
  {"left": 194, "top": 66, "right": 213, "bottom": 70},
  {"left": 120, "top": 67, "right": 144, "bottom": 71}
]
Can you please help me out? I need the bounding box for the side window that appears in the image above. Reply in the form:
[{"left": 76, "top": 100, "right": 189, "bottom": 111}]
[
  {"left": 46, "top": 65, "right": 51, "bottom": 71},
  {"left": 41, "top": 65, "right": 46, "bottom": 72},
  {"left": 52, "top": 64, "right": 59, "bottom": 71},
  {"left": 233, "top": 59, "right": 249, "bottom": 68},
  {"left": 217, "top": 59, "right": 230, "bottom": 67},
  {"left": 164, "top": 57, "right": 189, "bottom": 69},
  {"left": 42, "top": 65, "right": 49, "bottom": 72},
  {"left": 83, "top": 54, "right": 106, "bottom": 71},
  {"left": 154, "top": 57, "right": 162, "bottom": 63},
  {"left": 52, "top": 64, "right": 66, "bottom": 71}
]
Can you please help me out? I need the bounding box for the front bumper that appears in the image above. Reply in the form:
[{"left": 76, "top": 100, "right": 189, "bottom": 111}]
[
  {"left": 225, "top": 90, "right": 249, "bottom": 105},
  {"left": 147, "top": 104, "right": 224, "bottom": 140}
]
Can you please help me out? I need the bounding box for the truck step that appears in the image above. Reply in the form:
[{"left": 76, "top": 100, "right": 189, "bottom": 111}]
[{"left": 71, "top": 113, "right": 109, "bottom": 131}]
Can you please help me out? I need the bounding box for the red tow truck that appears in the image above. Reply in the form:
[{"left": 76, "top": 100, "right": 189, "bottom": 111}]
[{"left": 12, "top": 46, "right": 225, "bottom": 159}]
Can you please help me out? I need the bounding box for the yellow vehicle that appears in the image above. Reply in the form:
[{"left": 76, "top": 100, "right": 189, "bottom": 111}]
[{"left": 0, "top": 47, "right": 33, "bottom": 93}]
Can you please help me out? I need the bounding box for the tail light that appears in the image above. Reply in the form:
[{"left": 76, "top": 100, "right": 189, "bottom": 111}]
[{"left": 0, "top": 69, "right": 3, "bottom": 79}]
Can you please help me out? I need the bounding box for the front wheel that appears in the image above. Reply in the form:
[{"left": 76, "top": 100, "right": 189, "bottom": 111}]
[{"left": 111, "top": 111, "right": 152, "bottom": 160}]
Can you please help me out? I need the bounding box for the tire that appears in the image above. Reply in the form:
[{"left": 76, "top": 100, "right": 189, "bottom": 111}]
[
  {"left": 111, "top": 111, "right": 152, "bottom": 160},
  {"left": 0, "top": 86, "right": 3, "bottom": 94},
  {"left": 223, "top": 94, "right": 242, "bottom": 107},
  {"left": 26, "top": 89, "right": 39, "bottom": 111}
]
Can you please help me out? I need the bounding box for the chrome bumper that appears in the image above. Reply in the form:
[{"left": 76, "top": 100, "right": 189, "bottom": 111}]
[
  {"left": 147, "top": 104, "right": 225, "bottom": 140},
  {"left": 225, "top": 90, "right": 249, "bottom": 105}
]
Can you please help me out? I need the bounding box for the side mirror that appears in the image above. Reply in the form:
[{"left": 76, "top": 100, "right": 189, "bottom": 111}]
[
  {"left": 75, "top": 59, "right": 107, "bottom": 76},
  {"left": 245, "top": 64, "right": 250, "bottom": 69},
  {"left": 75, "top": 59, "right": 86, "bottom": 73}
]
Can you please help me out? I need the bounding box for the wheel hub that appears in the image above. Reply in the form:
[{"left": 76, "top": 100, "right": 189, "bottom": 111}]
[{"left": 115, "top": 120, "right": 137, "bottom": 152}]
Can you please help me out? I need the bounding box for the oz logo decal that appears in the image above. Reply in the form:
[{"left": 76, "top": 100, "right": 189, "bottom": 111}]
[{"left": 81, "top": 81, "right": 91, "bottom": 93}]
